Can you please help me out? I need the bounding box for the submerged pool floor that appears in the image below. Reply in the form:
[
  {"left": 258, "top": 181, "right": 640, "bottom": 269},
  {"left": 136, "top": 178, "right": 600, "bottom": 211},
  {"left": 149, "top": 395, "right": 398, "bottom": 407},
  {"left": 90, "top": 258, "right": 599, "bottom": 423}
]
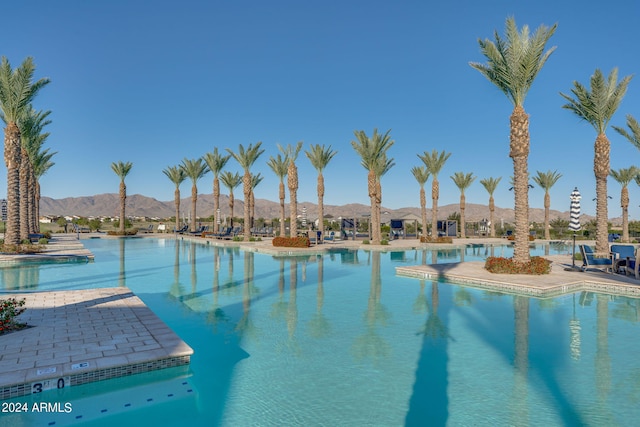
[{"left": 0, "top": 288, "right": 193, "bottom": 400}]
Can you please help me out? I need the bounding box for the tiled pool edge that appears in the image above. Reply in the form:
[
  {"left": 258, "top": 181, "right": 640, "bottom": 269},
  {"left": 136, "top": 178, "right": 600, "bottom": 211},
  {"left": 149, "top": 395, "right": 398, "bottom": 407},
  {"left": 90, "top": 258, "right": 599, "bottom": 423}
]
[{"left": 0, "top": 288, "right": 194, "bottom": 401}]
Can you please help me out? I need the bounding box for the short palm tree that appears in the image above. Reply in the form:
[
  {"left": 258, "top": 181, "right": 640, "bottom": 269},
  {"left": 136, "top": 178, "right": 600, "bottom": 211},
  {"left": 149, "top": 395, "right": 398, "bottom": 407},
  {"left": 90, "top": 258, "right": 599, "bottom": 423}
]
[
  {"left": 111, "top": 161, "right": 133, "bottom": 234},
  {"left": 560, "top": 68, "right": 632, "bottom": 253},
  {"left": 249, "top": 172, "right": 264, "bottom": 230},
  {"left": 203, "top": 148, "right": 230, "bottom": 233},
  {"left": 373, "top": 153, "right": 395, "bottom": 241},
  {"left": 450, "top": 172, "right": 475, "bottom": 238},
  {"left": 305, "top": 144, "right": 337, "bottom": 239},
  {"left": 278, "top": 142, "right": 303, "bottom": 237},
  {"left": 411, "top": 165, "right": 430, "bottom": 238},
  {"left": 220, "top": 171, "right": 242, "bottom": 227},
  {"left": 162, "top": 165, "right": 187, "bottom": 232},
  {"left": 267, "top": 153, "right": 289, "bottom": 237},
  {"left": 180, "top": 158, "right": 209, "bottom": 232},
  {"left": 418, "top": 149, "right": 451, "bottom": 239},
  {"left": 532, "top": 170, "right": 562, "bottom": 240},
  {"left": 227, "top": 143, "right": 264, "bottom": 240},
  {"left": 470, "top": 17, "right": 556, "bottom": 263},
  {"left": 610, "top": 167, "right": 639, "bottom": 243},
  {"left": 0, "top": 56, "right": 50, "bottom": 245},
  {"left": 479, "top": 177, "right": 501, "bottom": 237},
  {"left": 351, "top": 129, "right": 394, "bottom": 244}
]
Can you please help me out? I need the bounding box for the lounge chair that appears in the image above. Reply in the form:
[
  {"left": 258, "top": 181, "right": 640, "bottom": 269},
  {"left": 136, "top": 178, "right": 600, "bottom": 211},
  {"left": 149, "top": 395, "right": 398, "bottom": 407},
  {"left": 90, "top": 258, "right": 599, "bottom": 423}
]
[
  {"left": 137, "top": 224, "right": 154, "bottom": 234},
  {"left": 214, "top": 227, "right": 233, "bottom": 239},
  {"left": 621, "top": 247, "right": 640, "bottom": 279},
  {"left": 610, "top": 244, "right": 636, "bottom": 274},
  {"left": 323, "top": 231, "right": 335, "bottom": 243},
  {"left": 173, "top": 225, "right": 188, "bottom": 234},
  {"left": 190, "top": 225, "right": 209, "bottom": 235},
  {"left": 580, "top": 244, "right": 613, "bottom": 273}
]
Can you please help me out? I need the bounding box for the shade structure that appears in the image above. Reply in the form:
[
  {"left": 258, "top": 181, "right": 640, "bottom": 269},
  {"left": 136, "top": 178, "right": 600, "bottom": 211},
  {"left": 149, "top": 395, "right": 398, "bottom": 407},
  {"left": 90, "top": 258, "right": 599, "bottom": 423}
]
[{"left": 569, "top": 187, "right": 581, "bottom": 231}]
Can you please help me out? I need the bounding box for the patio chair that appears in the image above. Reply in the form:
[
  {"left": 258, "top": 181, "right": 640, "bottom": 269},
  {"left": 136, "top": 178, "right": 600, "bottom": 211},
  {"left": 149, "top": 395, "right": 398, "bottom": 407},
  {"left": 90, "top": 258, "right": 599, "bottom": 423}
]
[
  {"left": 324, "top": 231, "right": 335, "bottom": 243},
  {"left": 610, "top": 244, "right": 636, "bottom": 274},
  {"left": 623, "top": 247, "right": 640, "bottom": 279},
  {"left": 579, "top": 244, "right": 613, "bottom": 273}
]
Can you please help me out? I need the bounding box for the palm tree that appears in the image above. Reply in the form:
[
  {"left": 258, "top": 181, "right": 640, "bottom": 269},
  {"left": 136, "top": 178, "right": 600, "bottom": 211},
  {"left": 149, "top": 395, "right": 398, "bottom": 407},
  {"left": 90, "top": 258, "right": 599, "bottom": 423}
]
[
  {"left": 411, "top": 165, "right": 430, "bottom": 239},
  {"left": 479, "top": 177, "right": 501, "bottom": 237},
  {"left": 278, "top": 142, "right": 303, "bottom": 237},
  {"left": 220, "top": 171, "right": 242, "bottom": 227},
  {"left": 614, "top": 115, "right": 640, "bottom": 149},
  {"left": 470, "top": 17, "right": 556, "bottom": 263},
  {"left": 372, "top": 153, "right": 395, "bottom": 242},
  {"left": 532, "top": 170, "right": 562, "bottom": 240},
  {"left": 249, "top": 172, "right": 264, "bottom": 230},
  {"left": 20, "top": 107, "right": 51, "bottom": 235},
  {"left": 0, "top": 57, "right": 50, "bottom": 245},
  {"left": 180, "top": 158, "right": 209, "bottom": 232},
  {"left": 31, "top": 147, "right": 55, "bottom": 233},
  {"left": 351, "top": 129, "right": 394, "bottom": 244},
  {"left": 227, "top": 143, "right": 264, "bottom": 240},
  {"left": 450, "top": 172, "right": 475, "bottom": 238},
  {"left": 203, "top": 148, "right": 230, "bottom": 233},
  {"left": 162, "top": 165, "right": 187, "bottom": 232},
  {"left": 418, "top": 149, "right": 451, "bottom": 239},
  {"left": 305, "top": 144, "right": 337, "bottom": 239},
  {"left": 111, "top": 161, "right": 133, "bottom": 234},
  {"left": 267, "top": 153, "right": 289, "bottom": 237},
  {"left": 560, "top": 68, "right": 632, "bottom": 253},
  {"left": 610, "top": 167, "right": 639, "bottom": 243}
]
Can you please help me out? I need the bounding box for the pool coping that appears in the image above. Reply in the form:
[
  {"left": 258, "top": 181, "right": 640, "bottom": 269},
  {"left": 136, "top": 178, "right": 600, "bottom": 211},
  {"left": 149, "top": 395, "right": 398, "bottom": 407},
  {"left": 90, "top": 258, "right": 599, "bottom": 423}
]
[{"left": 0, "top": 287, "right": 193, "bottom": 400}]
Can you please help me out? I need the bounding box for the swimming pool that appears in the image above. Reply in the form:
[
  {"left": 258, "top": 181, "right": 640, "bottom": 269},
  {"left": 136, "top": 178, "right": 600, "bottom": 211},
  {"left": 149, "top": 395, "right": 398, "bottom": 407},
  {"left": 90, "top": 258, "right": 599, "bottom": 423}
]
[{"left": 1, "top": 238, "right": 637, "bottom": 426}]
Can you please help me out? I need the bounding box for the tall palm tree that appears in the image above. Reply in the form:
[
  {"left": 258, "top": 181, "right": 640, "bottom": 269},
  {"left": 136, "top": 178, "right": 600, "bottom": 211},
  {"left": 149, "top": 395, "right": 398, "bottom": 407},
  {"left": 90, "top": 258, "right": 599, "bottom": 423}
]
[
  {"left": 220, "top": 171, "right": 242, "bottom": 227},
  {"left": 470, "top": 17, "right": 556, "bottom": 263},
  {"left": 162, "top": 165, "right": 187, "bottom": 232},
  {"left": 561, "top": 68, "right": 632, "bottom": 253},
  {"left": 372, "top": 153, "right": 395, "bottom": 242},
  {"left": 610, "top": 167, "right": 639, "bottom": 243},
  {"left": 278, "top": 142, "right": 303, "bottom": 237},
  {"left": 20, "top": 107, "right": 51, "bottom": 235},
  {"left": 31, "top": 147, "right": 55, "bottom": 233},
  {"left": 305, "top": 144, "right": 337, "bottom": 239},
  {"left": 111, "top": 161, "right": 133, "bottom": 234},
  {"left": 450, "top": 172, "right": 475, "bottom": 238},
  {"left": 249, "top": 172, "right": 264, "bottom": 230},
  {"left": 418, "top": 149, "right": 451, "bottom": 239},
  {"left": 351, "top": 129, "right": 394, "bottom": 244},
  {"left": 203, "top": 148, "right": 230, "bottom": 234},
  {"left": 411, "top": 165, "right": 430, "bottom": 239},
  {"left": 0, "top": 57, "right": 50, "bottom": 245},
  {"left": 267, "top": 153, "right": 289, "bottom": 237},
  {"left": 180, "top": 158, "right": 209, "bottom": 232},
  {"left": 479, "top": 177, "right": 501, "bottom": 237},
  {"left": 532, "top": 170, "right": 562, "bottom": 240},
  {"left": 227, "top": 143, "right": 264, "bottom": 240}
]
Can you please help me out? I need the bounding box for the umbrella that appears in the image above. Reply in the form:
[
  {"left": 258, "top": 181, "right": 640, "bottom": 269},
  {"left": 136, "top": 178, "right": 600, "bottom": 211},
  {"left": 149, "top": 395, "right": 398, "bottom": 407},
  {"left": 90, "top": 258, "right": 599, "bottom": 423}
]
[{"left": 569, "top": 187, "right": 581, "bottom": 269}]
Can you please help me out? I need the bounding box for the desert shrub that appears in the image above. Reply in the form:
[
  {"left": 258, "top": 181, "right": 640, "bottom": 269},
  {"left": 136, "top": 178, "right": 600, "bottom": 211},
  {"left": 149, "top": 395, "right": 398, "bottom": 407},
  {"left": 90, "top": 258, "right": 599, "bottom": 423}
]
[
  {"left": 0, "top": 298, "right": 27, "bottom": 335},
  {"left": 380, "top": 239, "right": 389, "bottom": 245},
  {"left": 485, "top": 256, "right": 552, "bottom": 275},
  {"left": 38, "top": 238, "right": 48, "bottom": 244},
  {"left": 106, "top": 229, "right": 138, "bottom": 236},
  {"left": 420, "top": 236, "right": 453, "bottom": 244},
  {"left": 363, "top": 240, "right": 370, "bottom": 245},
  {"left": 272, "top": 236, "right": 310, "bottom": 248}
]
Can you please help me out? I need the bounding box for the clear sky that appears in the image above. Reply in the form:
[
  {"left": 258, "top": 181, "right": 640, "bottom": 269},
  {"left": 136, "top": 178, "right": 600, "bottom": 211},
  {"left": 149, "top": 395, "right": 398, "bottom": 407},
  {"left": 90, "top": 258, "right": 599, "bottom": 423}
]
[{"left": 2, "top": 0, "right": 639, "bottom": 220}]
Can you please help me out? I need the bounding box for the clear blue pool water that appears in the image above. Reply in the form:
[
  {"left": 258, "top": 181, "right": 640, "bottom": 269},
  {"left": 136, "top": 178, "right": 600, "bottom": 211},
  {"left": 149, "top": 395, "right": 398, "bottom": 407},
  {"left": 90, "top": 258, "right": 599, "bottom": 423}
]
[{"left": 1, "top": 238, "right": 638, "bottom": 426}]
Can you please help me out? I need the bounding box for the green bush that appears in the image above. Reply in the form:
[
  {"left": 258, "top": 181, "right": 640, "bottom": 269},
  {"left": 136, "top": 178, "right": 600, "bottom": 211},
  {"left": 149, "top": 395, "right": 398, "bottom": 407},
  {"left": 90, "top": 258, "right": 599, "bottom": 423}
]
[
  {"left": 380, "top": 239, "right": 389, "bottom": 245},
  {"left": 485, "top": 256, "right": 552, "bottom": 275},
  {"left": 38, "top": 238, "right": 48, "bottom": 244}
]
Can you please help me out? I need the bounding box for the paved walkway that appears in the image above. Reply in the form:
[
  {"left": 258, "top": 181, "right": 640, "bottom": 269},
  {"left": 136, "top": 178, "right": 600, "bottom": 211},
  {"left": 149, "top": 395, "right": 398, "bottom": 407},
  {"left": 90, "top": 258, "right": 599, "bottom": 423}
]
[{"left": 0, "top": 287, "right": 193, "bottom": 400}]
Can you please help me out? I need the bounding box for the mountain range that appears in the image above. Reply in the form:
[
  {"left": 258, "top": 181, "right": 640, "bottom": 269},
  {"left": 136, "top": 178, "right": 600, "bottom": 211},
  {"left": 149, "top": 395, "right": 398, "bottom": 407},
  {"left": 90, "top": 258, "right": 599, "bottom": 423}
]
[{"left": 39, "top": 193, "right": 598, "bottom": 225}]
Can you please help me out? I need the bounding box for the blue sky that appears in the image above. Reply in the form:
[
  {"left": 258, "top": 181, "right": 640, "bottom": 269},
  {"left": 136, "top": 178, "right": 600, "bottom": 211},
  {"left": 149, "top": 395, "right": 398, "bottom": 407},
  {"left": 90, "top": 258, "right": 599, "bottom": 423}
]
[{"left": 2, "top": 0, "right": 640, "bottom": 220}]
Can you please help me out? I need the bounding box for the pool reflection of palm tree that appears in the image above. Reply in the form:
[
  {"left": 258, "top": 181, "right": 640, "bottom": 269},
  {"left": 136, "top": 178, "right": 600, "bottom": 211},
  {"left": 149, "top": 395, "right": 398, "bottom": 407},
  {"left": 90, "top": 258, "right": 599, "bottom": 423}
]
[
  {"left": 308, "top": 255, "right": 331, "bottom": 339},
  {"left": 352, "top": 251, "right": 391, "bottom": 365},
  {"left": 595, "top": 295, "right": 612, "bottom": 416},
  {"left": 118, "top": 238, "right": 126, "bottom": 287},
  {"left": 417, "top": 281, "right": 447, "bottom": 339},
  {"left": 206, "top": 246, "right": 228, "bottom": 331},
  {"left": 510, "top": 295, "right": 530, "bottom": 425},
  {"left": 169, "top": 239, "right": 185, "bottom": 297},
  {"left": 189, "top": 240, "right": 197, "bottom": 295},
  {"left": 235, "top": 251, "right": 259, "bottom": 339}
]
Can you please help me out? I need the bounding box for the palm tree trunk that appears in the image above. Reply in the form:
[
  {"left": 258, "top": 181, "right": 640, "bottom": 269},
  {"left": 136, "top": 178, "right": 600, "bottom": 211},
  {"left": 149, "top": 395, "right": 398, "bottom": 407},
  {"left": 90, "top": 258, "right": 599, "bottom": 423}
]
[
  {"left": 191, "top": 184, "right": 197, "bottom": 233},
  {"left": 229, "top": 192, "right": 234, "bottom": 227},
  {"left": 621, "top": 187, "right": 629, "bottom": 243},
  {"left": 119, "top": 181, "right": 126, "bottom": 234},
  {"left": 367, "top": 170, "right": 376, "bottom": 243},
  {"left": 288, "top": 162, "right": 298, "bottom": 237},
  {"left": 431, "top": 179, "right": 439, "bottom": 238},
  {"left": 279, "top": 181, "right": 286, "bottom": 237},
  {"left": 317, "top": 173, "right": 324, "bottom": 237},
  {"left": 243, "top": 171, "right": 251, "bottom": 240},
  {"left": 510, "top": 106, "right": 530, "bottom": 264},
  {"left": 250, "top": 189, "right": 255, "bottom": 231},
  {"left": 594, "top": 133, "right": 610, "bottom": 253},
  {"left": 489, "top": 196, "right": 495, "bottom": 238},
  {"left": 174, "top": 188, "right": 180, "bottom": 232},
  {"left": 35, "top": 181, "right": 41, "bottom": 233},
  {"left": 420, "top": 187, "right": 427, "bottom": 239},
  {"left": 213, "top": 178, "right": 220, "bottom": 234},
  {"left": 4, "top": 123, "right": 21, "bottom": 246},
  {"left": 19, "top": 147, "right": 29, "bottom": 241},
  {"left": 374, "top": 178, "right": 382, "bottom": 244},
  {"left": 460, "top": 193, "right": 466, "bottom": 238},
  {"left": 544, "top": 193, "right": 551, "bottom": 240}
]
